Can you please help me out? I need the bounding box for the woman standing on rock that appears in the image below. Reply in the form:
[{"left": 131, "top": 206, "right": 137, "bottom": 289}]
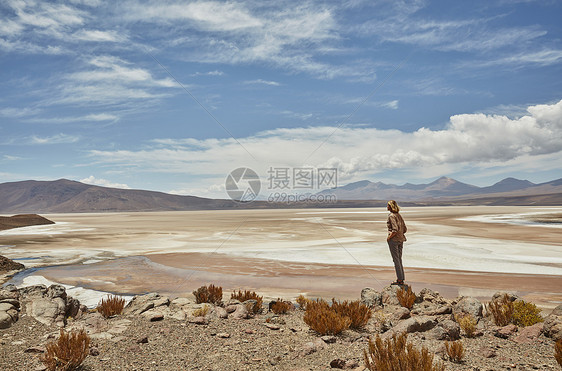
[{"left": 386, "top": 200, "right": 407, "bottom": 286}]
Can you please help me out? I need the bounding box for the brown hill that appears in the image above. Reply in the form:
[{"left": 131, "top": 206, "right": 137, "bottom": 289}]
[{"left": 0, "top": 214, "right": 55, "bottom": 231}]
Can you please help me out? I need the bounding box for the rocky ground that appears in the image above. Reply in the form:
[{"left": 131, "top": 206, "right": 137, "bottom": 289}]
[{"left": 0, "top": 283, "right": 561, "bottom": 371}]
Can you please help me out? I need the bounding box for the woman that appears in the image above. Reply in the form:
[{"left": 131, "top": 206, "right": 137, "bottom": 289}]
[{"left": 386, "top": 200, "right": 407, "bottom": 285}]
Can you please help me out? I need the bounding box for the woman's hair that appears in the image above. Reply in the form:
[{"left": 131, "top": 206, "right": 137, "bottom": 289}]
[{"left": 387, "top": 200, "right": 400, "bottom": 213}]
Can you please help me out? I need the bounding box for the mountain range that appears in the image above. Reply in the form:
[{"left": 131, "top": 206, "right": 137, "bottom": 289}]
[
  {"left": 317, "top": 176, "right": 562, "bottom": 201},
  {"left": 0, "top": 177, "right": 561, "bottom": 213}
]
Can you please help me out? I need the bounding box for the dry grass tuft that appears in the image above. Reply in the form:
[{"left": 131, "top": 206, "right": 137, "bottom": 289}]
[
  {"left": 396, "top": 286, "right": 416, "bottom": 310},
  {"left": 364, "top": 333, "right": 444, "bottom": 371},
  {"left": 445, "top": 340, "right": 465, "bottom": 363},
  {"left": 555, "top": 339, "right": 562, "bottom": 367},
  {"left": 512, "top": 300, "right": 543, "bottom": 327},
  {"left": 270, "top": 298, "right": 292, "bottom": 314},
  {"left": 192, "top": 304, "right": 210, "bottom": 317},
  {"left": 486, "top": 294, "right": 514, "bottom": 326},
  {"left": 193, "top": 284, "right": 223, "bottom": 305},
  {"left": 41, "top": 328, "right": 90, "bottom": 371},
  {"left": 455, "top": 313, "right": 477, "bottom": 338},
  {"left": 304, "top": 299, "right": 351, "bottom": 336},
  {"left": 231, "top": 290, "right": 263, "bottom": 314},
  {"left": 96, "top": 295, "right": 125, "bottom": 318},
  {"left": 331, "top": 299, "right": 372, "bottom": 330},
  {"left": 296, "top": 294, "right": 310, "bottom": 310}
]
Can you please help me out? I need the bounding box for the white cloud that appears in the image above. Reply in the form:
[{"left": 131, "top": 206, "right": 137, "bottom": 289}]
[
  {"left": 244, "top": 79, "right": 281, "bottom": 86},
  {"left": 30, "top": 133, "right": 79, "bottom": 144},
  {"left": 88, "top": 100, "right": 562, "bottom": 183},
  {"left": 190, "top": 70, "right": 224, "bottom": 77},
  {"left": 80, "top": 175, "right": 130, "bottom": 189},
  {"left": 381, "top": 100, "right": 399, "bottom": 109},
  {"left": 25, "top": 113, "right": 119, "bottom": 124},
  {"left": 73, "top": 29, "right": 126, "bottom": 42}
]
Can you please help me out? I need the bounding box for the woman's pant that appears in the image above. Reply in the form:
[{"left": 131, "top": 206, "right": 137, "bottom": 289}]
[{"left": 388, "top": 240, "right": 405, "bottom": 281}]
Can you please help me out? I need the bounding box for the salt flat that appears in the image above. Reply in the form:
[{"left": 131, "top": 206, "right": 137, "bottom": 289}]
[{"left": 1, "top": 206, "right": 561, "bottom": 308}]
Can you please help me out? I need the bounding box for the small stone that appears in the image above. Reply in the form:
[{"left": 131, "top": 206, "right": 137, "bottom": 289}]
[
  {"left": 330, "top": 358, "right": 346, "bottom": 368},
  {"left": 136, "top": 336, "right": 149, "bottom": 344},
  {"left": 189, "top": 316, "right": 208, "bottom": 325},
  {"left": 321, "top": 335, "right": 337, "bottom": 344},
  {"left": 481, "top": 347, "right": 496, "bottom": 358},
  {"left": 217, "top": 333, "right": 230, "bottom": 338},
  {"left": 244, "top": 329, "right": 255, "bottom": 334},
  {"left": 495, "top": 324, "right": 518, "bottom": 339},
  {"left": 89, "top": 347, "right": 100, "bottom": 356},
  {"left": 24, "top": 346, "right": 45, "bottom": 353},
  {"left": 265, "top": 323, "right": 280, "bottom": 330},
  {"left": 149, "top": 313, "right": 164, "bottom": 322}
]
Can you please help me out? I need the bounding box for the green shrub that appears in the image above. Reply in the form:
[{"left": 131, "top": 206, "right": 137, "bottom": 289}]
[
  {"left": 512, "top": 300, "right": 543, "bottom": 327},
  {"left": 455, "top": 313, "right": 477, "bottom": 337},
  {"left": 192, "top": 304, "right": 210, "bottom": 317}
]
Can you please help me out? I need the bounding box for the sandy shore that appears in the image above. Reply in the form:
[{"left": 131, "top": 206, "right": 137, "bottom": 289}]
[{"left": 1, "top": 206, "right": 561, "bottom": 309}]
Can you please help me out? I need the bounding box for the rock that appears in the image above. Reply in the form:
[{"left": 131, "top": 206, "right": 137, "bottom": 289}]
[
  {"left": 189, "top": 316, "right": 208, "bottom": 325},
  {"left": 19, "top": 284, "right": 47, "bottom": 298},
  {"left": 321, "top": 335, "right": 337, "bottom": 344},
  {"left": 418, "top": 288, "right": 448, "bottom": 305},
  {"left": 136, "top": 336, "right": 149, "bottom": 344},
  {"left": 495, "top": 324, "right": 518, "bottom": 339},
  {"left": 46, "top": 285, "right": 67, "bottom": 299},
  {"left": 89, "top": 347, "right": 100, "bottom": 356},
  {"left": 0, "top": 255, "right": 25, "bottom": 271},
  {"left": 0, "top": 298, "right": 20, "bottom": 308},
  {"left": 480, "top": 347, "right": 497, "bottom": 358},
  {"left": 345, "top": 360, "right": 360, "bottom": 369},
  {"left": 230, "top": 304, "right": 250, "bottom": 320},
  {"left": 0, "top": 302, "right": 16, "bottom": 312},
  {"left": 216, "top": 332, "right": 230, "bottom": 338},
  {"left": 514, "top": 322, "right": 543, "bottom": 344},
  {"left": 392, "top": 307, "right": 411, "bottom": 321},
  {"left": 492, "top": 292, "right": 518, "bottom": 303},
  {"left": 383, "top": 316, "right": 437, "bottom": 338},
  {"left": 215, "top": 306, "right": 228, "bottom": 319},
  {"left": 244, "top": 328, "right": 255, "bottom": 334},
  {"left": 300, "top": 338, "right": 327, "bottom": 356},
  {"left": 124, "top": 293, "right": 169, "bottom": 315},
  {"left": 361, "top": 288, "right": 382, "bottom": 308},
  {"left": 543, "top": 304, "right": 562, "bottom": 340},
  {"left": 28, "top": 297, "right": 66, "bottom": 326},
  {"left": 381, "top": 285, "right": 402, "bottom": 306},
  {"left": 453, "top": 297, "right": 483, "bottom": 319},
  {"left": 225, "top": 304, "right": 238, "bottom": 314},
  {"left": 425, "top": 305, "right": 452, "bottom": 316},
  {"left": 265, "top": 323, "right": 280, "bottom": 330},
  {"left": 24, "top": 346, "right": 45, "bottom": 353},
  {"left": 427, "top": 319, "right": 460, "bottom": 340},
  {"left": 0, "top": 311, "right": 15, "bottom": 329},
  {"left": 330, "top": 359, "right": 346, "bottom": 368}
]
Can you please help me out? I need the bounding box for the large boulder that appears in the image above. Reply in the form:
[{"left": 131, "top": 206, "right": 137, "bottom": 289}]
[
  {"left": 28, "top": 297, "right": 67, "bottom": 326},
  {"left": 427, "top": 319, "right": 460, "bottom": 340},
  {"left": 383, "top": 315, "right": 437, "bottom": 339},
  {"left": 381, "top": 285, "right": 404, "bottom": 306},
  {"left": 453, "top": 297, "right": 483, "bottom": 319},
  {"left": 123, "top": 293, "right": 170, "bottom": 316},
  {"left": 21, "top": 284, "right": 83, "bottom": 327},
  {"left": 543, "top": 304, "right": 562, "bottom": 341},
  {"left": 361, "top": 288, "right": 382, "bottom": 308}
]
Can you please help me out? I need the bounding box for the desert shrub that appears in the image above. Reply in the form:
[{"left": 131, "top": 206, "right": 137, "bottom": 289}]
[
  {"left": 271, "top": 298, "right": 292, "bottom": 314},
  {"left": 486, "top": 294, "right": 514, "bottom": 326},
  {"left": 555, "top": 339, "right": 562, "bottom": 367},
  {"left": 396, "top": 286, "right": 416, "bottom": 310},
  {"left": 193, "top": 284, "right": 223, "bottom": 305},
  {"left": 455, "top": 313, "right": 477, "bottom": 338},
  {"left": 231, "top": 290, "right": 263, "bottom": 314},
  {"left": 96, "top": 295, "right": 125, "bottom": 318},
  {"left": 512, "top": 300, "right": 543, "bottom": 327},
  {"left": 303, "top": 299, "right": 351, "bottom": 336},
  {"left": 296, "top": 294, "right": 310, "bottom": 310},
  {"left": 41, "top": 328, "right": 90, "bottom": 371},
  {"left": 192, "top": 304, "right": 210, "bottom": 317},
  {"left": 445, "top": 340, "right": 465, "bottom": 363},
  {"left": 364, "top": 333, "right": 444, "bottom": 371},
  {"left": 331, "top": 299, "right": 372, "bottom": 330}
]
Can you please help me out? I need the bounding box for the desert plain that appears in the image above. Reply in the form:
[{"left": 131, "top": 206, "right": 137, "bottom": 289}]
[{"left": 0, "top": 206, "right": 561, "bottom": 310}]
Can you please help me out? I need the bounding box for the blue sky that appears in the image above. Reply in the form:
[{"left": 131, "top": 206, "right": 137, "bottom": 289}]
[{"left": 0, "top": 0, "right": 561, "bottom": 198}]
